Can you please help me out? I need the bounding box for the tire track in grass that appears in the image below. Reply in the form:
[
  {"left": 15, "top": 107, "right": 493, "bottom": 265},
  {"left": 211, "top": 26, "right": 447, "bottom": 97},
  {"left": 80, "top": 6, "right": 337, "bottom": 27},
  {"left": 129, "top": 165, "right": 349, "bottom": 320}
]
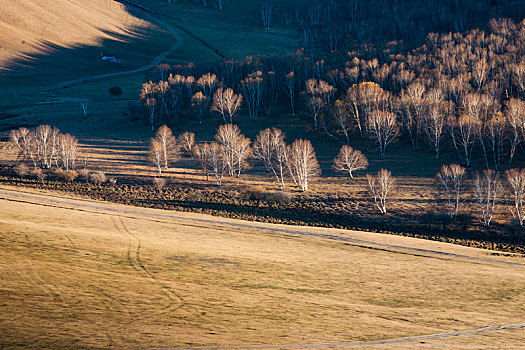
[
  {"left": 111, "top": 217, "right": 186, "bottom": 336},
  {"left": 166, "top": 322, "right": 525, "bottom": 349}
]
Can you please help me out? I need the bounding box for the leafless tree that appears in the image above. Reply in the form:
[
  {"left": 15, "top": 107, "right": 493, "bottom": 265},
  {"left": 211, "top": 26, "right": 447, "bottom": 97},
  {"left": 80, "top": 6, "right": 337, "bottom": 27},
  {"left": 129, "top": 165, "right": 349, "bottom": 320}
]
[
  {"left": 212, "top": 88, "right": 243, "bottom": 123},
  {"left": 436, "top": 164, "right": 466, "bottom": 218},
  {"left": 145, "top": 98, "right": 157, "bottom": 131},
  {"left": 472, "top": 169, "right": 502, "bottom": 227},
  {"left": 156, "top": 81, "right": 170, "bottom": 118},
  {"left": 149, "top": 139, "right": 165, "bottom": 176},
  {"left": 367, "top": 110, "right": 400, "bottom": 159},
  {"left": 35, "top": 125, "right": 59, "bottom": 169},
  {"left": 178, "top": 131, "right": 195, "bottom": 158},
  {"left": 341, "top": 82, "right": 391, "bottom": 139},
  {"left": 424, "top": 102, "right": 446, "bottom": 159},
  {"left": 449, "top": 114, "right": 481, "bottom": 167},
  {"left": 204, "top": 142, "right": 227, "bottom": 185},
  {"left": 305, "top": 79, "right": 335, "bottom": 130},
  {"left": 191, "top": 91, "right": 208, "bottom": 124},
  {"left": 154, "top": 125, "right": 179, "bottom": 169},
  {"left": 197, "top": 73, "right": 218, "bottom": 99},
  {"left": 333, "top": 99, "right": 353, "bottom": 144},
  {"left": 253, "top": 128, "right": 288, "bottom": 189},
  {"left": 398, "top": 83, "right": 425, "bottom": 150},
  {"left": 486, "top": 112, "right": 506, "bottom": 170},
  {"left": 192, "top": 144, "right": 210, "bottom": 180},
  {"left": 168, "top": 74, "right": 184, "bottom": 113},
  {"left": 366, "top": 169, "right": 395, "bottom": 214},
  {"left": 504, "top": 168, "right": 525, "bottom": 226},
  {"left": 215, "top": 124, "right": 251, "bottom": 177},
  {"left": 57, "top": 133, "right": 79, "bottom": 171},
  {"left": 241, "top": 71, "right": 264, "bottom": 121},
  {"left": 10, "top": 127, "right": 36, "bottom": 166},
  {"left": 287, "top": 139, "right": 320, "bottom": 191},
  {"left": 332, "top": 145, "right": 368, "bottom": 179},
  {"left": 505, "top": 99, "right": 525, "bottom": 168},
  {"left": 261, "top": 3, "right": 272, "bottom": 31},
  {"left": 80, "top": 100, "right": 89, "bottom": 118},
  {"left": 284, "top": 71, "right": 296, "bottom": 116}
]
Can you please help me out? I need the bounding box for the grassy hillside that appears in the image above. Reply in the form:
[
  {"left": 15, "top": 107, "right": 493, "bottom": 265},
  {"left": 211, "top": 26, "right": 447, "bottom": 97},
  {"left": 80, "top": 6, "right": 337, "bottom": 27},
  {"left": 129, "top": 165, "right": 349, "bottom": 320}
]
[
  {"left": 0, "top": 0, "right": 147, "bottom": 68},
  {"left": 0, "top": 186, "right": 524, "bottom": 348}
]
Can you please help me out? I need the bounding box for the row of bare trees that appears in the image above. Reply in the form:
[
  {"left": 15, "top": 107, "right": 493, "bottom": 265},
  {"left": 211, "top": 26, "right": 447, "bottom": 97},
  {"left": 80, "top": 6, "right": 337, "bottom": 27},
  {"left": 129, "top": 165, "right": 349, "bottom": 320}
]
[
  {"left": 10, "top": 125, "right": 80, "bottom": 171},
  {"left": 436, "top": 165, "right": 525, "bottom": 226}
]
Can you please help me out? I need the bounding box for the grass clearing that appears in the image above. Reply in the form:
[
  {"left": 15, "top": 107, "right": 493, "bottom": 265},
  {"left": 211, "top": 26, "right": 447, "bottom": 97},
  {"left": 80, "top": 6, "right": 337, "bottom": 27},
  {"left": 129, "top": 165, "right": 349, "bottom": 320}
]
[{"left": 0, "top": 186, "right": 524, "bottom": 348}]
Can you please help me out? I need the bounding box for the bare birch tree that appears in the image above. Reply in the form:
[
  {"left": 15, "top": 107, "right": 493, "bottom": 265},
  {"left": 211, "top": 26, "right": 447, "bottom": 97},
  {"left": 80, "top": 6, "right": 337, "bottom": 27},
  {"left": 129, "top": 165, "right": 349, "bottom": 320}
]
[
  {"left": 241, "top": 71, "right": 264, "bottom": 121},
  {"left": 449, "top": 114, "right": 481, "bottom": 167},
  {"left": 505, "top": 168, "right": 525, "bottom": 226},
  {"left": 197, "top": 73, "right": 218, "bottom": 99},
  {"left": 287, "top": 139, "right": 320, "bottom": 191},
  {"left": 10, "top": 127, "right": 36, "bottom": 166},
  {"left": 149, "top": 139, "right": 164, "bottom": 176},
  {"left": 424, "top": 102, "right": 446, "bottom": 159},
  {"left": 57, "top": 133, "right": 79, "bottom": 171},
  {"left": 284, "top": 71, "right": 296, "bottom": 116},
  {"left": 333, "top": 145, "right": 368, "bottom": 179},
  {"left": 367, "top": 110, "right": 400, "bottom": 159},
  {"left": 191, "top": 91, "right": 208, "bottom": 124},
  {"left": 212, "top": 88, "right": 243, "bottom": 123},
  {"left": 253, "top": 128, "right": 288, "bottom": 189},
  {"left": 145, "top": 98, "right": 157, "bottom": 131},
  {"left": 505, "top": 99, "right": 525, "bottom": 168},
  {"left": 35, "top": 125, "right": 59, "bottom": 169},
  {"left": 261, "top": 3, "right": 272, "bottom": 31},
  {"left": 366, "top": 169, "right": 395, "bottom": 214},
  {"left": 205, "top": 142, "right": 227, "bottom": 185},
  {"left": 178, "top": 131, "right": 195, "bottom": 158},
  {"left": 472, "top": 169, "right": 502, "bottom": 227},
  {"left": 436, "top": 164, "right": 466, "bottom": 218},
  {"left": 154, "top": 125, "right": 179, "bottom": 169},
  {"left": 215, "top": 124, "right": 251, "bottom": 177}
]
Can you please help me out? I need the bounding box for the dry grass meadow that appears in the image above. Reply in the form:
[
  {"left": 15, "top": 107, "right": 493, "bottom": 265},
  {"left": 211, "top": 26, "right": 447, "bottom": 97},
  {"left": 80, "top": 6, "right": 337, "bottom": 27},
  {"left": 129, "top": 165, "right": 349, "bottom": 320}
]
[{"left": 1, "top": 186, "right": 525, "bottom": 349}]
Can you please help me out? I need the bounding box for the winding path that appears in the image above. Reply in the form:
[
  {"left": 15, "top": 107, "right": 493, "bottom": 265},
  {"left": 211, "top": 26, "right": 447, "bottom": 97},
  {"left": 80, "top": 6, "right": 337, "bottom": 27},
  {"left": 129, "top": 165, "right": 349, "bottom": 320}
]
[
  {"left": 169, "top": 322, "right": 525, "bottom": 349},
  {"left": 46, "top": 0, "right": 184, "bottom": 90}
]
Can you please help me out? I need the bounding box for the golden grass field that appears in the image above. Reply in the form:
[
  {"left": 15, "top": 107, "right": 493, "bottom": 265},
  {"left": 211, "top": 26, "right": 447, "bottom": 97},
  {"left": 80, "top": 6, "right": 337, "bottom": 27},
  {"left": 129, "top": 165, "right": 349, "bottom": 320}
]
[{"left": 1, "top": 185, "right": 525, "bottom": 349}]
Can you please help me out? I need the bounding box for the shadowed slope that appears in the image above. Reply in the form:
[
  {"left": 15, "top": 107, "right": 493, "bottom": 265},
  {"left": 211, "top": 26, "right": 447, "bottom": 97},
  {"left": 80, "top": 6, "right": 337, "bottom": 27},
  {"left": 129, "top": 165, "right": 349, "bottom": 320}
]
[{"left": 0, "top": 0, "right": 147, "bottom": 69}]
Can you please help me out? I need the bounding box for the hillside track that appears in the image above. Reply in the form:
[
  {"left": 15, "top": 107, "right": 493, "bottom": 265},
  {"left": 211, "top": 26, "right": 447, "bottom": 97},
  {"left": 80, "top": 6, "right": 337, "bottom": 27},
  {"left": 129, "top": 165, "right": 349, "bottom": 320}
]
[
  {"left": 45, "top": 1, "right": 184, "bottom": 90},
  {"left": 168, "top": 322, "right": 525, "bottom": 349},
  {"left": 110, "top": 217, "right": 186, "bottom": 334},
  {"left": 115, "top": 0, "right": 226, "bottom": 58}
]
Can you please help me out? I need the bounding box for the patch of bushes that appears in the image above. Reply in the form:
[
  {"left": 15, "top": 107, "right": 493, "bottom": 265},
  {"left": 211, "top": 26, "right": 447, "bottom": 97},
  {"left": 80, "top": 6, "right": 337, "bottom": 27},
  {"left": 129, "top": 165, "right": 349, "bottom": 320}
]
[
  {"left": 152, "top": 177, "right": 166, "bottom": 190},
  {"left": 54, "top": 169, "right": 78, "bottom": 182},
  {"left": 108, "top": 86, "right": 123, "bottom": 97},
  {"left": 78, "top": 169, "right": 90, "bottom": 183},
  {"left": 242, "top": 186, "right": 292, "bottom": 204},
  {"left": 14, "top": 164, "right": 29, "bottom": 178},
  {"left": 31, "top": 167, "right": 46, "bottom": 182},
  {"left": 90, "top": 172, "right": 107, "bottom": 185}
]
